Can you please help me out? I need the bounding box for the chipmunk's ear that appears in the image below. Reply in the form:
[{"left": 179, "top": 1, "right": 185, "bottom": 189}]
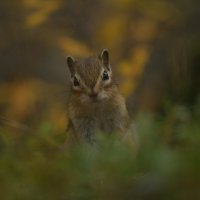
[
  {"left": 66, "top": 56, "right": 76, "bottom": 76},
  {"left": 99, "top": 49, "right": 110, "bottom": 70}
]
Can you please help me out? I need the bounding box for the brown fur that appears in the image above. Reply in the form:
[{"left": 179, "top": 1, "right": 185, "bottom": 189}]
[
  {"left": 66, "top": 50, "right": 130, "bottom": 145},
  {"left": 74, "top": 57, "right": 102, "bottom": 88}
]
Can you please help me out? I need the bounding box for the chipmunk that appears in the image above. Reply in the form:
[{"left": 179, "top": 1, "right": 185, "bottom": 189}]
[{"left": 66, "top": 49, "right": 130, "bottom": 145}]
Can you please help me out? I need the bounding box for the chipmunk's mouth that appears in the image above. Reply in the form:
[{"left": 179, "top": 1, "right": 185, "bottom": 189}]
[
  {"left": 89, "top": 93, "right": 109, "bottom": 103},
  {"left": 89, "top": 96, "right": 100, "bottom": 103},
  {"left": 80, "top": 92, "right": 108, "bottom": 104}
]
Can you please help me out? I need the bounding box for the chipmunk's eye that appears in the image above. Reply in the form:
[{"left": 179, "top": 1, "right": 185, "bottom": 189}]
[
  {"left": 73, "top": 76, "right": 80, "bottom": 87},
  {"left": 102, "top": 70, "right": 109, "bottom": 81}
]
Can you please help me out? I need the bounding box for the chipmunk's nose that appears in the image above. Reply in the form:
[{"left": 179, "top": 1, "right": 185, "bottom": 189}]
[{"left": 89, "top": 92, "right": 98, "bottom": 98}]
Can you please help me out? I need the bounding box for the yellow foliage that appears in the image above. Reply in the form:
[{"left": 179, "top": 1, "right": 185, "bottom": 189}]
[
  {"left": 97, "top": 16, "right": 128, "bottom": 48},
  {"left": 130, "top": 46, "right": 150, "bottom": 75},
  {"left": 22, "top": 0, "right": 62, "bottom": 28},
  {"left": 119, "top": 79, "right": 136, "bottom": 97},
  {"left": 117, "top": 46, "right": 150, "bottom": 96},
  {"left": 118, "top": 61, "right": 135, "bottom": 77},
  {"left": 1, "top": 80, "right": 42, "bottom": 120},
  {"left": 58, "top": 37, "right": 91, "bottom": 57},
  {"left": 0, "top": 80, "right": 67, "bottom": 132}
]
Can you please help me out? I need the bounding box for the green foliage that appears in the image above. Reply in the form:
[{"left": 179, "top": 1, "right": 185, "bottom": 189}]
[{"left": 0, "top": 100, "right": 200, "bottom": 200}]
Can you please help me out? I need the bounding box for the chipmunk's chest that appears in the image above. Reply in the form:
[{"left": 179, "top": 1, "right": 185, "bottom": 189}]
[
  {"left": 69, "top": 97, "right": 127, "bottom": 134},
  {"left": 91, "top": 105, "right": 122, "bottom": 133},
  {"left": 73, "top": 100, "right": 112, "bottom": 116},
  {"left": 72, "top": 102, "right": 116, "bottom": 131}
]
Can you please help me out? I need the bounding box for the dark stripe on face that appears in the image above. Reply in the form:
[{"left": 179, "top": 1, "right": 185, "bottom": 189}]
[{"left": 75, "top": 57, "right": 103, "bottom": 88}]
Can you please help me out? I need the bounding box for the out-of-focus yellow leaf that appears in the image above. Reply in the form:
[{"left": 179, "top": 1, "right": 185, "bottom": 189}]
[
  {"left": 118, "top": 61, "right": 134, "bottom": 77},
  {"left": 22, "top": 0, "right": 61, "bottom": 28},
  {"left": 119, "top": 79, "right": 136, "bottom": 97},
  {"left": 4, "top": 80, "right": 43, "bottom": 119},
  {"left": 58, "top": 37, "right": 91, "bottom": 57},
  {"left": 130, "top": 46, "right": 150, "bottom": 75},
  {"left": 97, "top": 16, "right": 128, "bottom": 48},
  {"left": 0, "top": 80, "right": 67, "bottom": 132},
  {"left": 117, "top": 46, "right": 150, "bottom": 97}
]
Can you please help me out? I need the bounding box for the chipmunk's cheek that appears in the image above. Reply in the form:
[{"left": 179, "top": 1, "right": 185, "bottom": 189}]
[{"left": 79, "top": 93, "right": 90, "bottom": 103}]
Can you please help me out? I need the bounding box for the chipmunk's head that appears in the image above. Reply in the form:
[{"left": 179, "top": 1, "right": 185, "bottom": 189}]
[{"left": 66, "top": 49, "right": 113, "bottom": 102}]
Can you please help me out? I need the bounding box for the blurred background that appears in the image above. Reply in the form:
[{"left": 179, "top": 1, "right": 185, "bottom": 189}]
[{"left": 0, "top": 0, "right": 200, "bottom": 132}]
